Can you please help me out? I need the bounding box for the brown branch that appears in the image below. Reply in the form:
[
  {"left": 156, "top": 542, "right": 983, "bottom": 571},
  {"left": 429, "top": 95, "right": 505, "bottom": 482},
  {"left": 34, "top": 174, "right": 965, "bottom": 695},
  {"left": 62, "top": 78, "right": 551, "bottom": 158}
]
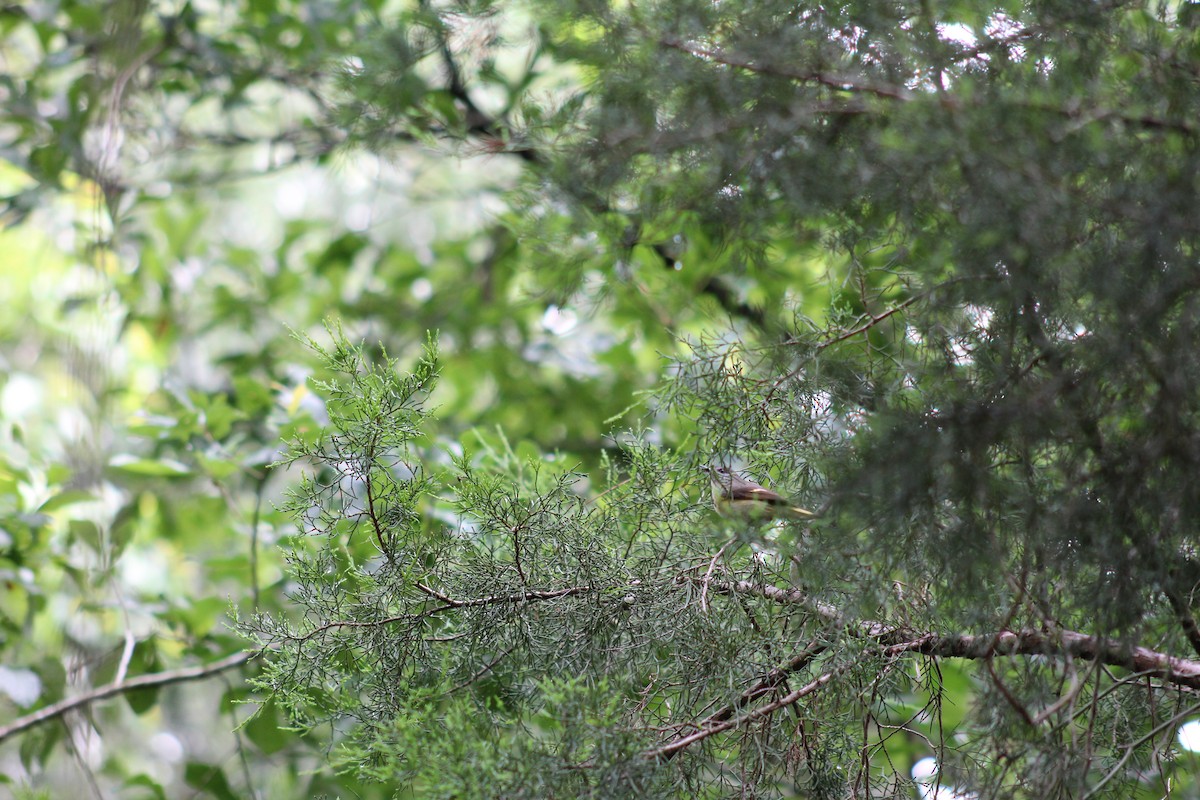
[
  {"left": 659, "top": 37, "right": 915, "bottom": 102},
  {"left": 878, "top": 625, "right": 1200, "bottom": 691},
  {"left": 414, "top": 583, "right": 595, "bottom": 608},
  {"left": 1164, "top": 588, "right": 1200, "bottom": 658},
  {"left": 284, "top": 583, "right": 600, "bottom": 644},
  {"left": 0, "top": 650, "right": 256, "bottom": 744},
  {"left": 815, "top": 294, "right": 923, "bottom": 351},
  {"left": 696, "top": 275, "right": 770, "bottom": 332},
  {"left": 661, "top": 34, "right": 1195, "bottom": 139},
  {"left": 984, "top": 654, "right": 1036, "bottom": 726},
  {"left": 658, "top": 640, "right": 829, "bottom": 760},
  {"left": 646, "top": 655, "right": 863, "bottom": 760},
  {"left": 652, "top": 577, "right": 1200, "bottom": 761},
  {"left": 706, "top": 578, "right": 1200, "bottom": 691},
  {"left": 422, "top": 0, "right": 541, "bottom": 164}
]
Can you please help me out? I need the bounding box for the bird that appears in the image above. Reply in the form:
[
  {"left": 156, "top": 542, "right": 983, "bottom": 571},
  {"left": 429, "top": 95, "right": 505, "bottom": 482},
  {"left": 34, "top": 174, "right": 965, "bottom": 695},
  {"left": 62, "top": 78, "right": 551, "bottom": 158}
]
[{"left": 701, "top": 465, "right": 817, "bottom": 520}]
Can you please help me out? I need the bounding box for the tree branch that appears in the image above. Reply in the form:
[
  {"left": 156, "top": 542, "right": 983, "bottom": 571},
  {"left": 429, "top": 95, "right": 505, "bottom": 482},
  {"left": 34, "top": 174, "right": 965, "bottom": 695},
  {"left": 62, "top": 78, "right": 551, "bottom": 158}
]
[
  {"left": 696, "top": 275, "right": 770, "bottom": 332},
  {"left": 659, "top": 37, "right": 916, "bottom": 102},
  {"left": 657, "top": 640, "right": 829, "bottom": 761},
  {"left": 659, "top": 35, "right": 1196, "bottom": 137},
  {"left": 815, "top": 293, "right": 923, "bottom": 351},
  {"left": 0, "top": 650, "right": 256, "bottom": 744},
  {"left": 706, "top": 578, "right": 1200, "bottom": 691},
  {"left": 646, "top": 659, "right": 851, "bottom": 760},
  {"left": 278, "top": 583, "right": 601, "bottom": 645},
  {"left": 652, "top": 576, "right": 1200, "bottom": 760},
  {"left": 1164, "top": 588, "right": 1200, "bottom": 658},
  {"left": 415, "top": 582, "right": 595, "bottom": 608}
]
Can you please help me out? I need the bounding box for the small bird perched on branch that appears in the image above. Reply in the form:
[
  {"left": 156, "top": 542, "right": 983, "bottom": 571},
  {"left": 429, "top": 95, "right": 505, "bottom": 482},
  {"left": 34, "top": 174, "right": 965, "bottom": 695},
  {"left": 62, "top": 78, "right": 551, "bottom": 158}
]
[{"left": 701, "top": 465, "right": 817, "bottom": 520}]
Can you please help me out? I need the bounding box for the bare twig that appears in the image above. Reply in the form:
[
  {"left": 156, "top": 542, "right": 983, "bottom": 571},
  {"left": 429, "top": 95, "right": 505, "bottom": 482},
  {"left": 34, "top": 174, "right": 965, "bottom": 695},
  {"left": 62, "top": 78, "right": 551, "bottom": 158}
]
[
  {"left": 699, "top": 537, "right": 738, "bottom": 612},
  {"left": 651, "top": 574, "right": 1200, "bottom": 761},
  {"left": 1031, "top": 666, "right": 1085, "bottom": 726}
]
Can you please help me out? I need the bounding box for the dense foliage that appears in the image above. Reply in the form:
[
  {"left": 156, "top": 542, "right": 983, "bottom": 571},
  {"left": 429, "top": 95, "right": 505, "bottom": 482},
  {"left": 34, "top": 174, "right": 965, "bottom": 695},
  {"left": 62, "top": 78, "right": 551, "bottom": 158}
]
[{"left": 3, "top": 0, "right": 1200, "bottom": 797}]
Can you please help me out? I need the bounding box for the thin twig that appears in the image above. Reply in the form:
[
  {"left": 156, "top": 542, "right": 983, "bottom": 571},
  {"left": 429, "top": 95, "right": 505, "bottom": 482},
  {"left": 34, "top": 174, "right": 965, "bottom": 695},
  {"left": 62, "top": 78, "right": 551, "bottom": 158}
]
[
  {"left": 816, "top": 294, "right": 924, "bottom": 351},
  {"left": 699, "top": 537, "right": 738, "bottom": 612},
  {"left": 1031, "top": 667, "right": 1085, "bottom": 726},
  {"left": 1082, "top": 697, "right": 1200, "bottom": 799},
  {"left": 985, "top": 655, "right": 1036, "bottom": 726},
  {"left": 448, "top": 648, "right": 515, "bottom": 695}
]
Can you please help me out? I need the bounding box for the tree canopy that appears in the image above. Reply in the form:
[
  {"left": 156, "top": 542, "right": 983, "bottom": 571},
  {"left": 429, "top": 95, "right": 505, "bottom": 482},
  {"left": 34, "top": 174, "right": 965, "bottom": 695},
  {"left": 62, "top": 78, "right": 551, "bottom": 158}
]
[{"left": 3, "top": 0, "right": 1200, "bottom": 798}]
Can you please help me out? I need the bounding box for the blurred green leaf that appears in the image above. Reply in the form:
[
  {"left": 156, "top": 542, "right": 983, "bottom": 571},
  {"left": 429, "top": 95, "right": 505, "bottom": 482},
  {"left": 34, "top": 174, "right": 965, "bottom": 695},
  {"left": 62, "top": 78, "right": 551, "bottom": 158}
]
[
  {"left": 107, "top": 456, "right": 192, "bottom": 478},
  {"left": 35, "top": 490, "right": 94, "bottom": 514},
  {"left": 123, "top": 774, "right": 168, "bottom": 800},
  {"left": 184, "top": 761, "right": 238, "bottom": 800},
  {"left": 243, "top": 699, "right": 289, "bottom": 754},
  {"left": 67, "top": 519, "right": 103, "bottom": 552}
]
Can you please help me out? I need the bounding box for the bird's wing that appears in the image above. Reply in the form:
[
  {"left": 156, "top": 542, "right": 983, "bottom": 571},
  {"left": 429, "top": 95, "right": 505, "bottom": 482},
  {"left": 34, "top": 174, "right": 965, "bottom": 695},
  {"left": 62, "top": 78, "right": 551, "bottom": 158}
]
[{"left": 732, "top": 485, "right": 789, "bottom": 505}]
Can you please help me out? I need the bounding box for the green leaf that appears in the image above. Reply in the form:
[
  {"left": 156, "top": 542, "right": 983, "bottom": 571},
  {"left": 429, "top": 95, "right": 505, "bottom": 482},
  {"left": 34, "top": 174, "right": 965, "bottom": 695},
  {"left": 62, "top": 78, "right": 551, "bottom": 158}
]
[
  {"left": 183, "top": 761, "right": 238, "bottom": 800},
  {"left": 196, "top": 453, "right": 239, "bottom": 480},
  {"left": 36, "top": 490, "right": 94, "bottom": 514},
  {"left": 191, "top": 391, "right": 243, "bottom": 440},
  {"left": 67, "top": 519, "right": 103, "bottom": 552},
  {"left": 107, "top": 456, "right": 192, "bottom": 478},
  {"left": 123, "top": 774, "right": 168, "bottom": 800},
  {"left": 123, "top": 638, "right": 163, "bottom": 715},
  {"left": 165, "top": 596, "right": 228, "bottom": 637},
  {"left": 18, "top": 722, "right": 60, "bottom": 772},
  {"left": 243, "top": 699, "right": 289, "bottom": 754},
  {"left": 232, "top": 375, "right": 274, "bottom": 416}
]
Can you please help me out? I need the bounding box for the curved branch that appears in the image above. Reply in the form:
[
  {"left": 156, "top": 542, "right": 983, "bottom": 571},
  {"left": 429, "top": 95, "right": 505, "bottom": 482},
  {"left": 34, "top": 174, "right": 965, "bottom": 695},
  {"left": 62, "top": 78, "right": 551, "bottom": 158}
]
[
  {"left": 0, "top": 650, "right": 256, "bottom": 744},
  {"left": 1164, "top": 588, "right": 1200, "bottom": 658},
  {"left": 659, "top": 37, "right": 915, "bottom": 102},
  {"left": 708, "top": 578, "right": 1200, "bottom": 690},
  {"left": 653, "top": 578, "right": 1200, "bottom": 761},
  {"left": 900, "top": 628, "right": 1200, "bottom": 690},
  {"left": 646, "top": 660, "right": 849, "bottom": 760}
]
